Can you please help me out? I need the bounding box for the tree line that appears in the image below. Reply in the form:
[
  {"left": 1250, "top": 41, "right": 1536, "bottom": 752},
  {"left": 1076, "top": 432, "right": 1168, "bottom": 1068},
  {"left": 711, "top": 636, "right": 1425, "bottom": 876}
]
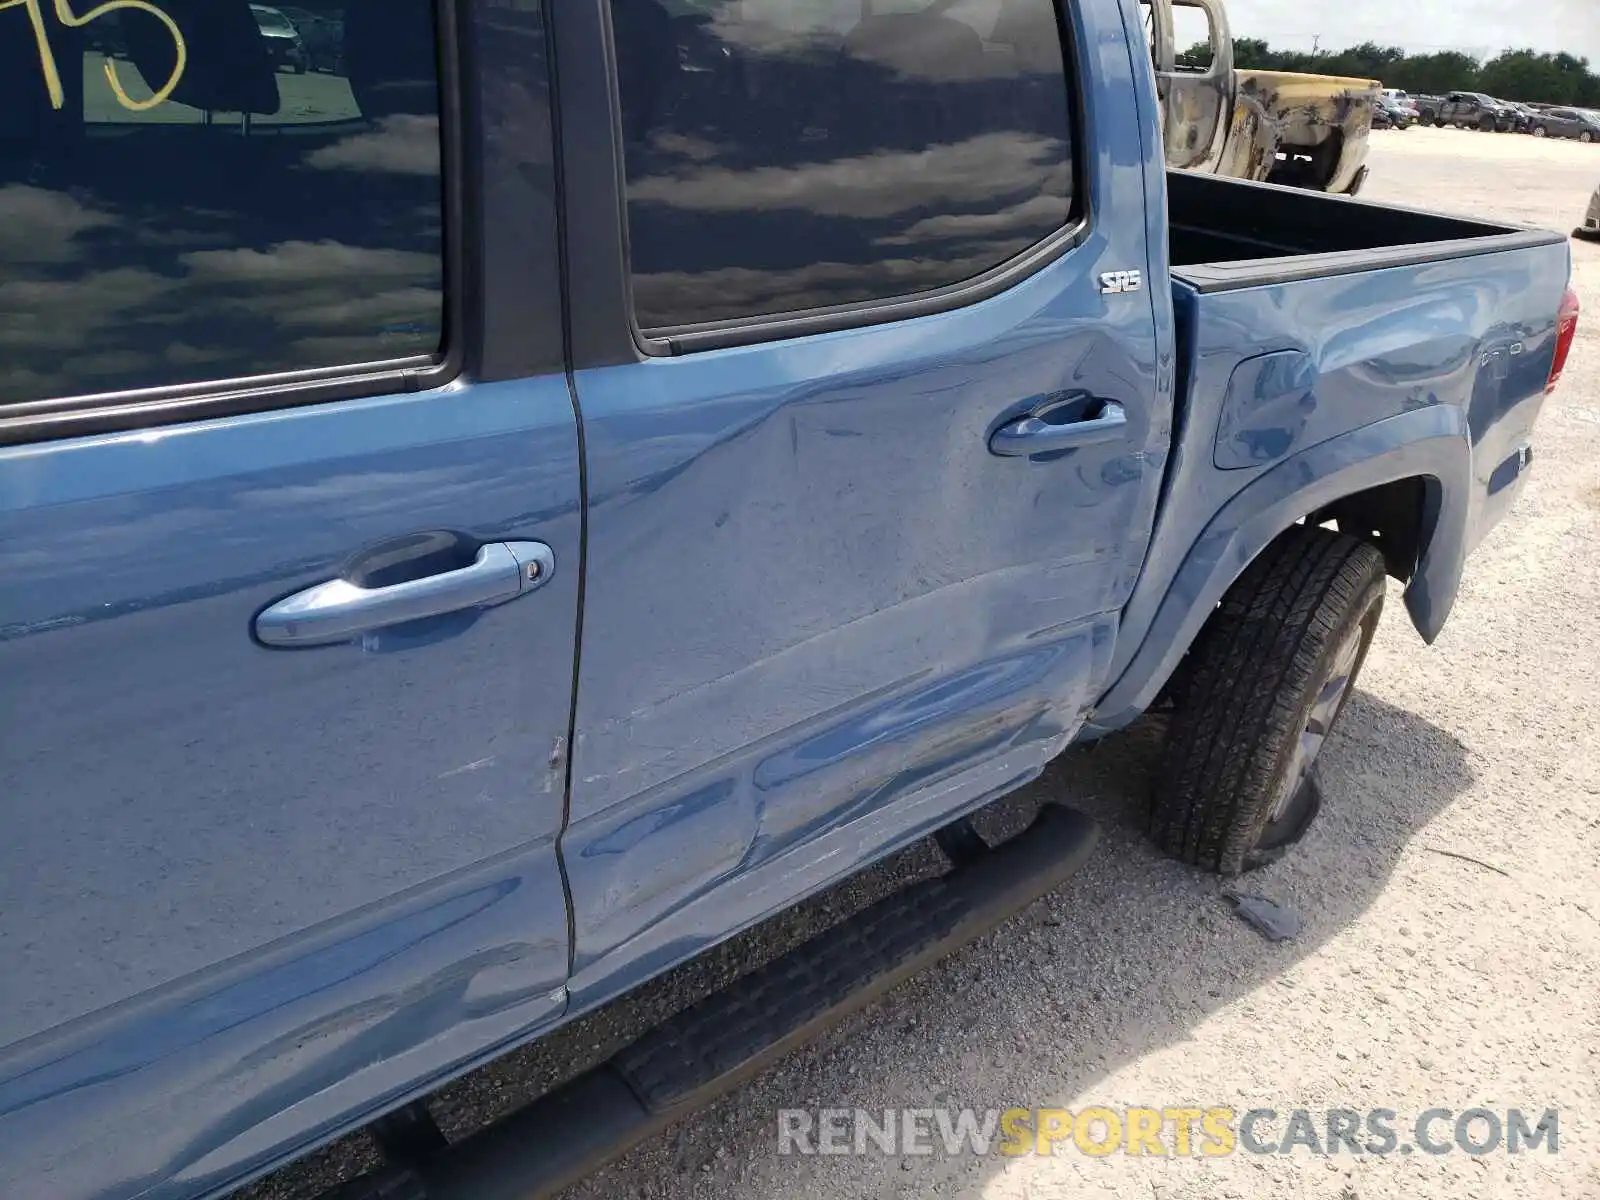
[{"left": 1180, "top": 41, "right": 1600, "bottom": 108}]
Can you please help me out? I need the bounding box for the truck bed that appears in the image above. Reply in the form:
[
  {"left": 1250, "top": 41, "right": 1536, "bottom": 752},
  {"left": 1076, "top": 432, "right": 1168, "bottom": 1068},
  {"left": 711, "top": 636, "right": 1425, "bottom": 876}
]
[
  {"left": 1089, "top": 168, "right": 1573, "bottom": 732},
  {"left": 1167, "top": 169, "right": 1563, "bottom": 290}
]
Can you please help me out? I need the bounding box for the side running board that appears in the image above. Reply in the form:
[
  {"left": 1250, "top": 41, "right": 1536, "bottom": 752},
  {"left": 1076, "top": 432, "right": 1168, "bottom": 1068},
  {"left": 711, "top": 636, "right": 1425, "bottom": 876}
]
[{"left": 326, "top": 804, "right": 1099, "bottom": 1200}]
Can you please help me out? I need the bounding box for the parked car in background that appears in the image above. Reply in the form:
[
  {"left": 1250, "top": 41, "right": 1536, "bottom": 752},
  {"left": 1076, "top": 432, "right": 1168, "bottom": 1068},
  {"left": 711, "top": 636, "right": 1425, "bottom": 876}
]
[
  {"left": 1487, "top": 97, "right": 1527, "bottom": 132},
  {"left": 250, "top": 3, "right": 308, "bottom": 73},
  {"left": 1505, "top": 103, "right": 1538, "bottom": 133},
  {"left": 1532, "top": 108, "right": 1600, "bottom": 143},
  {"left": 277, "top": 5, "right": 345, "bottom": 73},
  {"left": 1153, "top": 0, "right": 1379, "bottom": 194},
  {"left": 1374, "top": 97, "right": 1416, "bottom": 129},
  {"left": 1416, "top": 91, "right": 1518, "bottom": 131},
  {"left": 1381, "top": 87, "right": 1417, "bottom": 111},
  {"left": 1578, "top": 184, "right": 1600, "bottom": 240}
]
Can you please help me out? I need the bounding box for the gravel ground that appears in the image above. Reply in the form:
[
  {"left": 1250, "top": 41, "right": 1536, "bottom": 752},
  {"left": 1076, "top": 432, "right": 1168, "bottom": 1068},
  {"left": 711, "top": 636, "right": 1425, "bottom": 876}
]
[{"left": 248, "top": 128, "right": 1600, "bottom": 1200}]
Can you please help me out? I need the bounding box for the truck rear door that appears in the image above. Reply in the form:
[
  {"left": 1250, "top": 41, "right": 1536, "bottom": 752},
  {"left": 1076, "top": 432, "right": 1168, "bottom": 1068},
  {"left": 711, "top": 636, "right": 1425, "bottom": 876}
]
[
  {"left": 552, "top": 0, "right": 1172, "bottom": 1000},
  {"left": 0, "top": 5, "right": 577, "bottom": 1197}
]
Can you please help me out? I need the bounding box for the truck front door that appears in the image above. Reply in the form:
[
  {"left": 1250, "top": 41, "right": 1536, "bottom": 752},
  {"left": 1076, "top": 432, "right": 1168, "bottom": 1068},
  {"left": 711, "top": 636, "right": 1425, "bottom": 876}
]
[
  {"left": 0, "top": 5, "right": 578, "bottom": 1198},
  {"left": 553, "top": 0, "right": 1171, "bottom": 1000}
]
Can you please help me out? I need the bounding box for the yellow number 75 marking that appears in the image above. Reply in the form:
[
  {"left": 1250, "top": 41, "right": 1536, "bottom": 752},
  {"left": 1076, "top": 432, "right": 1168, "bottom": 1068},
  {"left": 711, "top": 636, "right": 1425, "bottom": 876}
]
[{"left": 2, "top": 0, "right": 188, "bottom": 113}]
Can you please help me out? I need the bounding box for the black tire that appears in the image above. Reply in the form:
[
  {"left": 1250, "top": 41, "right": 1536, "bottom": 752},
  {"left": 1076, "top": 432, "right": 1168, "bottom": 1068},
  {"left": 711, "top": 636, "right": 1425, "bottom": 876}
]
[
  {"left": 1418, "top": 112, "right": 1434, "bottom": 126},
  {"left": 1533, "top": 125, "right": 1548, "bottom": 138},
  {"left": 1582, "top": 130, "right": 1596, "bottom": 145},
  {"left": 1150, "top": 525, "right": 1387, "bottom": 876},
  {"left": 1478, "top": 114, "right": 1495, "bottom": 132}
]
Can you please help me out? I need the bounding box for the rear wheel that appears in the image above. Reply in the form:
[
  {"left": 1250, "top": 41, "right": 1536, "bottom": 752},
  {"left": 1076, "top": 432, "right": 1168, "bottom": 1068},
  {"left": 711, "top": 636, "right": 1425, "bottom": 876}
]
[
  {"left": 1533, "top": 125, "right": 1548, "bottom": 138},
  {"left": 1150, "top": 526, "right": 1386, "bottom": 875}
]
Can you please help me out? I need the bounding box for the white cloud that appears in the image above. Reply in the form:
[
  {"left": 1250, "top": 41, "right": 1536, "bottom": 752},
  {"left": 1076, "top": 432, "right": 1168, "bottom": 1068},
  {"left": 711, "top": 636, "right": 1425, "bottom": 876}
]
[
  {"left": 875, "top": 193, "right": 1069, "bottom": 246},
  {"left": 180, "top": 241, "right": 438, "bottom": 286},
  {"left": 633, "top": 242, "right": 1035, "bottom": 325},
  {"left": 305, "top": 115, "right": 442, "bottom": 176},
  {"left": 0, "top": 235, "right": 441, "bottom": 399},
  {"left": 629, "top": 131, "right": 1068, "bottom": 219},
  {"left": 0, "top": 186, "right": 118, "bottom": 264},
  {"left": 0, "top": 267, "right": 176, "bottom": 354}
]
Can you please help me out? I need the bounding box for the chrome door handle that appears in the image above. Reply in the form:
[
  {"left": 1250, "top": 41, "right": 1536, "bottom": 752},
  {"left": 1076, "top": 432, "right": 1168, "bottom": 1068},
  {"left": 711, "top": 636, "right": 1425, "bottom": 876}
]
[
  {"left": 255, "top": 541, "right": 554, "bottom": 648},
  {"left": 989, "top": 401, "right": 1128, "bottom": 457}
]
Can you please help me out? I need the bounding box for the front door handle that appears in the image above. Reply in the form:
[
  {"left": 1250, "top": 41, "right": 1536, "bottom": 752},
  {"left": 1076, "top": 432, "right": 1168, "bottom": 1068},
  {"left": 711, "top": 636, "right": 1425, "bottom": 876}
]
[
  {"left": 989, "top": 401, "right": 1128, "bottom": 457},
  {"left": 255, "top": 541, "right": 554, "bottom": 648}
]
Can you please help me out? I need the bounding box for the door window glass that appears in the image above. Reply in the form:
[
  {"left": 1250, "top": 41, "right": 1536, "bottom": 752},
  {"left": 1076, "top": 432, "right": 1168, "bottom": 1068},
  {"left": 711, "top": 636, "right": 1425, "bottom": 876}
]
[
  {"left": 609, "top": 0, "right": 1079, "bottom": 330},
  {"left": 0, "top": 0, "right": 444, "bottom": 407}
]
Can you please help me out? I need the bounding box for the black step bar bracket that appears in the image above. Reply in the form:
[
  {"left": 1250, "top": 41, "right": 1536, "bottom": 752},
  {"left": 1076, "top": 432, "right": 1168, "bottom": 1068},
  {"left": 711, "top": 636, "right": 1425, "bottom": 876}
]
[{"left": 325, "top": 804, "right": 1099, "bottom": 1200}]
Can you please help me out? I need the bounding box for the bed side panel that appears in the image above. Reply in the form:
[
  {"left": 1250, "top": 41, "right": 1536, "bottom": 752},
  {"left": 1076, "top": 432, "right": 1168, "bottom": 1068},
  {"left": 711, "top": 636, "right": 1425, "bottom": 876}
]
[{"left": 1097, "top": 237, "right": 1571, "bottom": 725}]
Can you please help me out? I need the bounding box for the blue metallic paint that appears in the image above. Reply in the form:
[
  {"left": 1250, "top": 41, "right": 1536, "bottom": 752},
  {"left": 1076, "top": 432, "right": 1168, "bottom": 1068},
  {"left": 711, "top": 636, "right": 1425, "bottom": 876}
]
[
  {"left": 1214, "top": 351, "right": 1318, "bottom": 469},
  {"left": 1090, "top": 237, "right": 1570, "bottom": 732},
  {"left": 1092, "top": 405, "right": 1471, "bottom": 731},
  {"left": 0, "top": 377, "right": 582, "bottom": 1200},
  {"left": 559, "top": 0, "right": 1168, "bottom": 1007},
  {"left": 0, "top": 844, "right": 567, "bottom": 1200},
  {"left": 0, "top": 0, "right": 1574, "bottom": 1194},
  {"left": 4, "top": 4, "right": 583, "bottom": 1196}
]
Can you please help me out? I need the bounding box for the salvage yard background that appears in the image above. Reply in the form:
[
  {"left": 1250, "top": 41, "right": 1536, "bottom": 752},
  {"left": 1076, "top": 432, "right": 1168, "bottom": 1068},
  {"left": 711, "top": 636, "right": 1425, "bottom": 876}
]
[{"left": 251, "top": 128, "right": 1600, "bottom": 1200}]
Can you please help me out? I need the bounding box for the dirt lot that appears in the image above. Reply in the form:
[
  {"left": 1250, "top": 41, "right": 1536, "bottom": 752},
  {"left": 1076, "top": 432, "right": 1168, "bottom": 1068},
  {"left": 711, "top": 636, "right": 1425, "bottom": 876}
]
[{"left": 252, "top": 129, "right": 1600, "bottom": 1200}]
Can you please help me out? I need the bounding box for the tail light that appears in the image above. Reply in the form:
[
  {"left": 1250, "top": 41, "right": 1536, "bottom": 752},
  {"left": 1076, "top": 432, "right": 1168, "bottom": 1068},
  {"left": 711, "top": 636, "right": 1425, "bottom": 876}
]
[{"left": 1547, "top": 287, "right": 1580, "bottom": 394}]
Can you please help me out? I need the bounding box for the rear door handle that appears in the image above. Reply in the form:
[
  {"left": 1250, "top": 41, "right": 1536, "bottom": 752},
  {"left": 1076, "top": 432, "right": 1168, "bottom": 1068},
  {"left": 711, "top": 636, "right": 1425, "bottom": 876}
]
[
  {"left": 255, "top": 541, "right": 554, "bottom": 648},
  {"left": 989, "top": 401, "right": 1128, "bottom": 457}
]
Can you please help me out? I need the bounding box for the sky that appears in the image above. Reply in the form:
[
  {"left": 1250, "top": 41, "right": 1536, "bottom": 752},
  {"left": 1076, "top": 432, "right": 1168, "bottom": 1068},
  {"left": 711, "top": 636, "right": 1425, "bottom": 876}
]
[{"left": 1218, "top": 0, "right": 1600, "bottom": 64}]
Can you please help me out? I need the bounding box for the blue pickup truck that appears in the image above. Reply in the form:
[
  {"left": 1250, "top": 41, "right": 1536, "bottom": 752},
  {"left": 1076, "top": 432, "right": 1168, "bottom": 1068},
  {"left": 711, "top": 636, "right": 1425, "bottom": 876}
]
[{"left": 0, "top": 0, "right": 1581, "bottom": 1196}]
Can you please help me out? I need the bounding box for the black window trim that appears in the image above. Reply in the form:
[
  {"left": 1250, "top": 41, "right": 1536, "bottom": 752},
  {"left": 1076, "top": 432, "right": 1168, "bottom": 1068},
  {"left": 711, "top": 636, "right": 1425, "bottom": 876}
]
[
  {"left": 0, "top": 0, "right": 473, "bottom": 448},
  {"left": 554, "top": 0, "right": 1093, "bottom": 369}
]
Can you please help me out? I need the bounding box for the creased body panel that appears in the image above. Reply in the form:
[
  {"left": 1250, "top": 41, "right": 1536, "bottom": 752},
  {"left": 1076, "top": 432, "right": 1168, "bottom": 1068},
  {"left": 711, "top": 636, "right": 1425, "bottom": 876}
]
[
  {"left": 563, "top": 280, "right": 1154, "bottom": 1004},
  {"left": 1095, "top": 236, "right": 1570, "bottom": 728},
  {"left": 562, "top": 0, "right": 1168, "bottom": 1006}
]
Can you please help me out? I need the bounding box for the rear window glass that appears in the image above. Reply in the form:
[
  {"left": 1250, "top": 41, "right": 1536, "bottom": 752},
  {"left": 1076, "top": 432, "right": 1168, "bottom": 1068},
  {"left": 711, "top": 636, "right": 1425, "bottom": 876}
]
[
  {"left": 0, "top": 0, "right": 444, "bottom": 408},
  {"left": 610, "top": 0, "right": 1078, "bottom": 331}
]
